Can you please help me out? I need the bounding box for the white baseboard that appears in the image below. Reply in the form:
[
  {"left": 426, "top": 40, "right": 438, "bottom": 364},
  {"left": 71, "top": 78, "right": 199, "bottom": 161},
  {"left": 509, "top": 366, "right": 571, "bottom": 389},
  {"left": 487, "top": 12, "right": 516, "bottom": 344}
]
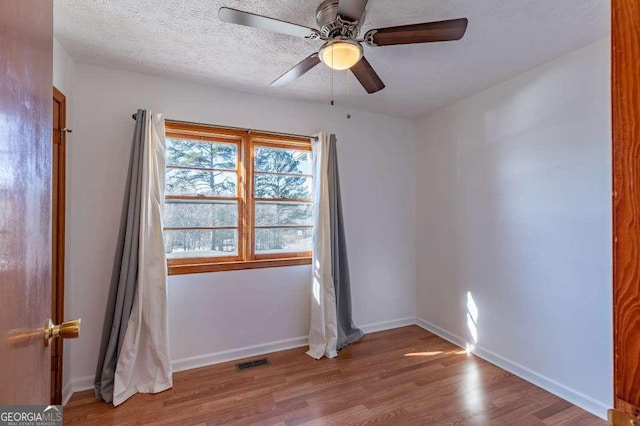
[
  {"left": 415, "top": 317, "right": 609, "bottom": 420},
  {"left": 414, "top": 317, "right": 467, "bottom": 348},
  {"left": 65, "top": 375, "right": 95, "bottom": 404},
  {"left": 172, "top": 317, "right": 416, "bottom": 373},
  {"left": 62, "top": 381, "right": 74, "bottom": 406},
  {"left": 360, "top": 317, "right": 415, "bottom": 334},
  {"left": 64, "top": 317, "right": 611, "bottom": 421},
  {"left": 64, "top": 317, "right": 415, "bottom": 402},
  {"left": 171, "top": 335, "right": 308, "bottom": 373}
]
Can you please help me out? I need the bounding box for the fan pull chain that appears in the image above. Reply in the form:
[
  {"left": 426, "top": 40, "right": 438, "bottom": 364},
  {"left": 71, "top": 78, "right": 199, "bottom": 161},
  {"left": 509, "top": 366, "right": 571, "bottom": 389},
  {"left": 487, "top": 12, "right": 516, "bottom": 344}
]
[
  {"left": 330, "top": 47, "right": 334, "bottom": 106},
  {"left": 347, "top": 71, "right": 351, "bottom": 119}
]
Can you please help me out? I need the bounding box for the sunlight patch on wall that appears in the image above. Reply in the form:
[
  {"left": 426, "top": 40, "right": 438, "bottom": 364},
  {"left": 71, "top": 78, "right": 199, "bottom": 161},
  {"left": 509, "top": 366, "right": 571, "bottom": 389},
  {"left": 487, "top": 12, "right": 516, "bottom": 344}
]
[{"left": 466, "top": 291, "right": 479, "bottom": 351}]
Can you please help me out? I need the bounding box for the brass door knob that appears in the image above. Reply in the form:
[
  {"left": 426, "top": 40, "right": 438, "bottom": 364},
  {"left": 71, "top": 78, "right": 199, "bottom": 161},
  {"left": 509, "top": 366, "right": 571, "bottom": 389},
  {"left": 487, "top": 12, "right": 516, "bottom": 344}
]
[
  {"left": 44, "top": 318, "right": 81, "bottom": 347},
  {"left": 609, "top": 409, "right": 640, "bottom": 425}
]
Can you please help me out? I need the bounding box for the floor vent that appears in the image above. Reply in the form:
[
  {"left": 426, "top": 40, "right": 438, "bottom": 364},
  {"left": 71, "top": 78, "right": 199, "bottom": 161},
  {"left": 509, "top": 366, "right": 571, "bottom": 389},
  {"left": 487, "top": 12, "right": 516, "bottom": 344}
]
[{"left": 235, "top": 358, "right": 270, "bottom": 371}]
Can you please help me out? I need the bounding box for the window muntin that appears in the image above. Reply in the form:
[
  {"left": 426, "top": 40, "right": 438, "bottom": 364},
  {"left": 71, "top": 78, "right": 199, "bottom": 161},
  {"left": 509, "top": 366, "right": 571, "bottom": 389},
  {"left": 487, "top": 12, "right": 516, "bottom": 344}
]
[
  {"left": 252, "top": 144, "right": 313, "bottom": 260},
  {"left": 163, "top": 129, "right": 242, "bottom": 263},
  {"left": 162, "top": 122, "right": 312, "bottom": 273}
]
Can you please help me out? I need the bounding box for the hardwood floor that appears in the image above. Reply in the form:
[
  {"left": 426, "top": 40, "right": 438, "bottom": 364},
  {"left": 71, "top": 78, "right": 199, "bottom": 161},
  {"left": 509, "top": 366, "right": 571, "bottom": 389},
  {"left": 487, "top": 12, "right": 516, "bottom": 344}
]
[{"left": 64, "top": 326, "right": 605, "bottom": 425}]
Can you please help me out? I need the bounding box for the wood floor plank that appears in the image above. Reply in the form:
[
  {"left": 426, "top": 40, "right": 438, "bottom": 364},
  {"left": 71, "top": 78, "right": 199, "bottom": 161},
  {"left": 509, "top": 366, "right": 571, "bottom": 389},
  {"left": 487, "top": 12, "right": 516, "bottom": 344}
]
[{"left": 64, "top": 326, "right": 605, "bottom": 425}]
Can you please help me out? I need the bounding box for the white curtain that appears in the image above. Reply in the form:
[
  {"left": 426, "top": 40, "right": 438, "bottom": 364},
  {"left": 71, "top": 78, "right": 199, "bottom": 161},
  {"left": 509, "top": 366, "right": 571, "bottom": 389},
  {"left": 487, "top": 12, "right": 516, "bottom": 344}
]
[
  {"left": 113, "top": 112, "right": 172, "bottom": 405},
  {"left": 307, "top": 132, "right": 338, "bottom": 359}
]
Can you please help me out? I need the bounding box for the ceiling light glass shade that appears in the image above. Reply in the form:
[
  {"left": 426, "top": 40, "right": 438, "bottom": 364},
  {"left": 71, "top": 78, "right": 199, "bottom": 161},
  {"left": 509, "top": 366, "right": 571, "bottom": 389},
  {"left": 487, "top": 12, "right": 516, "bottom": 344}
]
[{"left": 319, "top": 40, "right": 363, "bottom": 71}]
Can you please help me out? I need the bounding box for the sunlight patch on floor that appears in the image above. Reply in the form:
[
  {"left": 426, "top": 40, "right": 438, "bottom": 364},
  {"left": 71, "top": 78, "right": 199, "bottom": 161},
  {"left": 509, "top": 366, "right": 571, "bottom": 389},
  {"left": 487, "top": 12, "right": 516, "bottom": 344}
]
[
  {"left": 403, "top": 351, "right": 443, "bottom": 357},
  {"left": 403, "top": 349, "right": 469, "bottom": 357}
]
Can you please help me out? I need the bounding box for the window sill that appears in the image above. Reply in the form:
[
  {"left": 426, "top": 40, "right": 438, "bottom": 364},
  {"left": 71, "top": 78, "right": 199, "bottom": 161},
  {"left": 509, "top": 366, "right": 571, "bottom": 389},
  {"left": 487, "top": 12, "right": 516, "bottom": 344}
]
[{"left": 167, "top": 257, "right": 312, "bottom": 275}]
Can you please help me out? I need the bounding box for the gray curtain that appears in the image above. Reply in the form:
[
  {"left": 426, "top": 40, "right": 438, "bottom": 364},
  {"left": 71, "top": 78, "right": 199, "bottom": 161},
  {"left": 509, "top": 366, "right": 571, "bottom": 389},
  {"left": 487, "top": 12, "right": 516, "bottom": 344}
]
[
  {"left": 328, "top": 134, "right": 364, "bottom": 350},
  {"left": 94, "top": 109, "right": 146, "bottom": 403}
]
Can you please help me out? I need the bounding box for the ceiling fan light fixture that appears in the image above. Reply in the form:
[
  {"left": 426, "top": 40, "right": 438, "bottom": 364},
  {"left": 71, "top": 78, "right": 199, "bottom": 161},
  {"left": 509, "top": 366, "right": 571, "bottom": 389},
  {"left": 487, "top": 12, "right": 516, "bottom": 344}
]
[
  {"left": 319, "top": 39, "right": 363, "bottom": 71},
  {"left": 219, "top": 4, "right": 468, "bottom": 94}
]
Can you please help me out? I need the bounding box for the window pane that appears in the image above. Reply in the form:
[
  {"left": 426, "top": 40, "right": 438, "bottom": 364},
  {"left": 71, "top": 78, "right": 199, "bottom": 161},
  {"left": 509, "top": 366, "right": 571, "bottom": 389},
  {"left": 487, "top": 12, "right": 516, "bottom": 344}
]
[
  {"left": 167, "top": 138, "right": 237, "bottom": 170},
  {"left": 164, "top": 200, "right": 237, "bottom": 228},
  {"left": 164, "top": 229, "right": 238, "bottom": 259},
  {"left": 166, "top": 169, "right": 237, "bottom": 197},
  {"left": 254, "top": 174, "right": 312, "bottom": 199},
  {"left": 254, "top": 147, "right": 312, "bottom": 175},
  {"left": 255, "top": 202, "right": 312, "bottom": 226},
  {"left": 255, "top": 227, "right": 312, "bottom": 254}
]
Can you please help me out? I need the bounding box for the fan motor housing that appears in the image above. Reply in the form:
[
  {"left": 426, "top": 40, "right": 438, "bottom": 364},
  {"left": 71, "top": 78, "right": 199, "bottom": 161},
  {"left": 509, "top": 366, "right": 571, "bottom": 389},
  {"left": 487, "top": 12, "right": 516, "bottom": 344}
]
[
  {"left": 316, "top": 0, "right": 339, "bottom": 29},
  {"left": 316, "top": 0, "right": 364, "bottom": 39}
]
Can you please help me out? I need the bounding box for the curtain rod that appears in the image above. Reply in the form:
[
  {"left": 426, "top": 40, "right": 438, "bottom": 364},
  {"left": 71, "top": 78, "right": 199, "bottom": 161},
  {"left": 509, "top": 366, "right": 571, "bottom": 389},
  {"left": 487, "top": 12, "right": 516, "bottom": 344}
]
[{"left": 131, "top": 114, "right": 318, "bottom": 141}]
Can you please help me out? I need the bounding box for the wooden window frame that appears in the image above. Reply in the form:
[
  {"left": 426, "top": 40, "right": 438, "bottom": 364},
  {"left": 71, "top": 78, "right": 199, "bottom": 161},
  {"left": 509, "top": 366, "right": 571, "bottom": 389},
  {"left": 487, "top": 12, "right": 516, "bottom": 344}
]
[{"left": 164, "top": 121, "right": 312, "bottom": 275}]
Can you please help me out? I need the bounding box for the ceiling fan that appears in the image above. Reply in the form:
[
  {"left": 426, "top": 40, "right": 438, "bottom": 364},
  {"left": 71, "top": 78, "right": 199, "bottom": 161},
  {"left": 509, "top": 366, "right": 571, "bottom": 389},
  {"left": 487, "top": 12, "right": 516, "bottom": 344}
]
[{"left": 218, "top": 0, "right": 468, "bottom": 94}]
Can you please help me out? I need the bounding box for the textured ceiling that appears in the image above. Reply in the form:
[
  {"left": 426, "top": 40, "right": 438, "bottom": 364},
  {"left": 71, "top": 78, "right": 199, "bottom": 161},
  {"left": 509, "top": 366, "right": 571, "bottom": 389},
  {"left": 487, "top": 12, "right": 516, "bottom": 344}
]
[{"left": 53, "top": 0, "right": 609, "bottom": 118}]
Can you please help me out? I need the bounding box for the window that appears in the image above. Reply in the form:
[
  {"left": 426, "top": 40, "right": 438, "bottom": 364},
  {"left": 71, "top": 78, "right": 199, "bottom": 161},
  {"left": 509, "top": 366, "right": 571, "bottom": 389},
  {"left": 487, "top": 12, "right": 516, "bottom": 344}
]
[{"left": 163, "top": 121, "right": 313, "bottom": 274}]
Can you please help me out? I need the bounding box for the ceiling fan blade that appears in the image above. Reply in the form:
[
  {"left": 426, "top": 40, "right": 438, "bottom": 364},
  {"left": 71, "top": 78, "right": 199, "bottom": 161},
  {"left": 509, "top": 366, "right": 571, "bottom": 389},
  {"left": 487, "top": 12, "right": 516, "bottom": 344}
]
[
  {"left": 337, "top": 0, "right": 369, "bottom": 22},
  {"left": 350, "top": 56, "right": 385, "bottom": 94},
  {"left": 219, "top": 7, "right": 319, "bottom": 39},
  {"left": 366, "top": 18, "right": 468, "bottom": 46},
  {"left": 271, "top": 53, "right": 321, "bottom": 88}
]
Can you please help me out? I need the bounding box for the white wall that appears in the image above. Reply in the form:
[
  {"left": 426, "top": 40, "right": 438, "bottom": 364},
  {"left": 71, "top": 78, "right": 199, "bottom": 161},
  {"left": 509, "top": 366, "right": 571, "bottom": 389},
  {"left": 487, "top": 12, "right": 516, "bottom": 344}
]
[
  {"left": 414, "top": 38, "right": 612, "bottom": 417},
  {"left": 53, "top": 38, "right": 75, "bottom": 96},
  {"left": 55, "top": 34, "right": 612, "bottom": 418},
  {"left": 52, "top": 38, "right": 76, "bottom": 401},
  {"left": 64, "top": 64, "right": 416, "bottom": 388}
]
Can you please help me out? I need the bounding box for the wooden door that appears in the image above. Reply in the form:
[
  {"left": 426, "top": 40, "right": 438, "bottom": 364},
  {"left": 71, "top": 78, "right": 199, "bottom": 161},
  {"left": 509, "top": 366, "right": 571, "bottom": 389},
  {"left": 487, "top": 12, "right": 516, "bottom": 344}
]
[
  {"left": 612, "top": 0, "right": 640, "bottom": 422},
  {"left": 0, "top": 0, "right": 53, "bottom": 404},
  {"left": 51, "top": 88, "right": 67, "bottom": 405}
]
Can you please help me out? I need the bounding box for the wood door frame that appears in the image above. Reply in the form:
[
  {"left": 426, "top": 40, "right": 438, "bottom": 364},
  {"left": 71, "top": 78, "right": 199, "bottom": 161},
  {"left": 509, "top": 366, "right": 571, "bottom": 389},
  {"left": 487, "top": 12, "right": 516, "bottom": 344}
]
[
  {"left": 51, "top": 86, "right": 66, "bottom": 405},
  {"left": 611, "top": 0, "right": 640, "bottom": 420}
]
